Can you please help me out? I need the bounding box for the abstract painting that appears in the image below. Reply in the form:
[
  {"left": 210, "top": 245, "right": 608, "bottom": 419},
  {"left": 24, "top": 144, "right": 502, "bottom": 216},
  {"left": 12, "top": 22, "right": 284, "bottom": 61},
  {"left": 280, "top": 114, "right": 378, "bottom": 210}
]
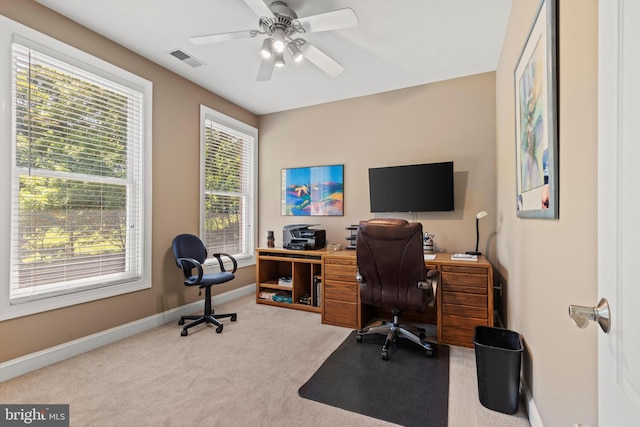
[
  {"left": 281, "top": 164, "right": 344, "bottom": 216},
  {"left": 514, "top": 0, "right": 558, "bottom": 219}
]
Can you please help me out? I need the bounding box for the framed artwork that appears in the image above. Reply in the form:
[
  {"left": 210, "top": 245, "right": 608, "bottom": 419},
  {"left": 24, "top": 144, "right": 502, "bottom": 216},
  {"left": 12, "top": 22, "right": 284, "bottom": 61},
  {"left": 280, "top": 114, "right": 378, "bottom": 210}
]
[
  {"left": 281, "top": 164, "right": 344, "bottom": 216},
  {"left": 514, "top": 0, "right": 558, "bottom": 219}
]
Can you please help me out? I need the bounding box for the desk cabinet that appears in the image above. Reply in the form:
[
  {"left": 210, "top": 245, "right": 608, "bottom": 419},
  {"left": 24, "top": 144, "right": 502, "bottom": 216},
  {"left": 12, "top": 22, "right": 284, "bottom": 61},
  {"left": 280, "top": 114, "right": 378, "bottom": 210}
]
[
  {"left": 255, "top": 248, "right": 323, "bottom": 313},
  {"left": 438, "top": 261, "right": 493, "bottom": 347},
  {"left": 322, "top": 252, "right": 360, "bottom": 328}
]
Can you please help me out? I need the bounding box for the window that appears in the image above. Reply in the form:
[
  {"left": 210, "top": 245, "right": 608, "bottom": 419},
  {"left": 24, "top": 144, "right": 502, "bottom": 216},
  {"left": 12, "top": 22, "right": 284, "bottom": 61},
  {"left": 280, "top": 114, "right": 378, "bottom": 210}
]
[
  {"left": 200, "top": 106, "right": 257, "bottom": 268},
  {"left": 0, "top": 25, "right": 152, "bottom": 320}
]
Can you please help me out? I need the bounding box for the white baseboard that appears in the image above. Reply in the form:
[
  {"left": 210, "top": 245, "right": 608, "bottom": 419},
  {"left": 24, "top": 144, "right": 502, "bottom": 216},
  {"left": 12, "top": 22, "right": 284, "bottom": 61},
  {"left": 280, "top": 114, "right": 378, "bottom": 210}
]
[
  {"left": 523, "top": 379, "right": 544, "bottom": 427},
  {"left": 0, "top": 284, "right": 255, "bottom": 383}
]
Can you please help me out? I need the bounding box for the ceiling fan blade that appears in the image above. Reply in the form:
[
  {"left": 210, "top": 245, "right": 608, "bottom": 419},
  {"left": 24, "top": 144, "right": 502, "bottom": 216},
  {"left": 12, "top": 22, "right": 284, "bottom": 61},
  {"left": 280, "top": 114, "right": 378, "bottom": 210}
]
[
  {"left": 301, "top": 43, "right": 344, "bottom": 78},
  {"left": 294, "top": 8, "right": 358, "bottom": 33},
  {"left": 190, "top": 30, "right": 255, "bottom": 45},
  {"left": 256, "top": 57, "right": 275, "bottom": 81},
  {"left": 243, "top": 0, "right": 275, "bottom": 19}
]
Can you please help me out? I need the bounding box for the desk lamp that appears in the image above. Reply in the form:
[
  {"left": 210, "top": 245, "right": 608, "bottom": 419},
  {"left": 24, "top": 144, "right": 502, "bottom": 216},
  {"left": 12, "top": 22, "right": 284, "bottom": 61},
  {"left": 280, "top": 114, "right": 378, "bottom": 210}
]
[{"left": 466, "top": 211, "right": 488, "bottom": 256}]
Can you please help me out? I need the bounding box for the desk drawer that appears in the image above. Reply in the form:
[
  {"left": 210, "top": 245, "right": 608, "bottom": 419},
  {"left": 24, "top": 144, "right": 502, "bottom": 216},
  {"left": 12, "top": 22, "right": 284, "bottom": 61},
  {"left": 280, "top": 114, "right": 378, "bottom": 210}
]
[
  {"left": 441, "top": 272, "right": 487, "bottom": 289},
  {"left": 441, "top": 291, "right": 487, "bottom": 307},
  {"left": 323, "top": 300, "right": 357, "bottom": 328},
  {"left": 442, "top": 302, "right": 488, "bottom": 320},
  {"left": 441, "top": 265, "right": 488, "bottom": 275},
  {"left": 325, "top": 272, "right": 357, "bottom": 283},
  {"left": 325, "top": 257, "right": 357, "bottom": 267},
  {"left": 324, "top": 280, "right": 357, "bottom": 303},
  {"left": 441, "top": 315, "right": 489, "bottom": 347},
  {"left": 442, "top": 282, "right": 487, "bottom": 295},
  {"left": 324, "top": 265, "right": 357, "bottom": 282}
]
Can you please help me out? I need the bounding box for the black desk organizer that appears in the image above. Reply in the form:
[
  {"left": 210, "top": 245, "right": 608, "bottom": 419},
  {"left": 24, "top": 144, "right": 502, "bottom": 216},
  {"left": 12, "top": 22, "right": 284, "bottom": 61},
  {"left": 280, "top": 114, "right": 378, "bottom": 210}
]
[{"left": 345, "top": 225, "right": 358, "bottom": 250}]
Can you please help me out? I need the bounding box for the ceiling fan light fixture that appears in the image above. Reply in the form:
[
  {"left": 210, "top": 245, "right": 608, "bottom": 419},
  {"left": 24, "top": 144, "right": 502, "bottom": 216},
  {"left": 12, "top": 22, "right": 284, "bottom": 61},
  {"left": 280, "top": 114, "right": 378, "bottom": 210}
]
[
  {"left": 287, "top": 41, "right": 303, "bottom": 62},
  {"left": 190, "top": 2, "right": 360, "bottom": 81},
  {"left": 259, "top": 38, "right": 273, "bottom": 58},
  {"left": 274, "top": 50, "right": 285, "bottom": 68},
  {"left": 272, "top": 28, "right": 286, "bottom": 53}
]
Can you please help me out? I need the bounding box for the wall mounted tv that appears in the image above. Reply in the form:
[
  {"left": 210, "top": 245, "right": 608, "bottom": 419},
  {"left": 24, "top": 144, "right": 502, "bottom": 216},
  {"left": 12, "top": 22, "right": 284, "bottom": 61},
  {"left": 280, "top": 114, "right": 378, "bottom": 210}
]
[{"left": 368, "top": 161, "right": 454, "bottom": 212}]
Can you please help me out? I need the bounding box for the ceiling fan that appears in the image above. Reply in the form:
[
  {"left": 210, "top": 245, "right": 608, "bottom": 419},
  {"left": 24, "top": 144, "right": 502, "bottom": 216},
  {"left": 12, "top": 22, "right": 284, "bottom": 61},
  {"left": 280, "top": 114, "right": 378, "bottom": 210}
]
[{"left": 190, "top": 0, "right": 359, "bottom": 81}]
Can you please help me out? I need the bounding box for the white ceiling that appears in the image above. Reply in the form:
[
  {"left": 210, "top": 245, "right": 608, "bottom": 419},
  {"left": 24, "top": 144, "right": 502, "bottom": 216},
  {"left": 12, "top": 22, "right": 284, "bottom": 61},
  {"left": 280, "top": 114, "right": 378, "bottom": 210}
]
[{"left": 35, "top": 0, "right": 513, "bottom": 115}]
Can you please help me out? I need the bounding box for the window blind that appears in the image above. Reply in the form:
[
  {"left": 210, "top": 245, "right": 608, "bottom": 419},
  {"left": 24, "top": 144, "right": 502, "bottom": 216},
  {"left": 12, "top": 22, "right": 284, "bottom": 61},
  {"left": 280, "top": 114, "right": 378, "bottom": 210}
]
[
  {"left": 203, "top": 115, "right": 255, "bottom": 259},
  {"left": 10, "top": 42, "right": 144, "bottom": 303}
]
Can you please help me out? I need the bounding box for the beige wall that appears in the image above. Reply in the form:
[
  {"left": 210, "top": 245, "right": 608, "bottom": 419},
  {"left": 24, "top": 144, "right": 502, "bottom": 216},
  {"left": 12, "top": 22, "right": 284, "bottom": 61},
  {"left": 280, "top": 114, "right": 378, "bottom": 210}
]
[
  {"left": 258, "top": 73, "right": 497, "bottom": 260},
  {"left": 0, "top": 0, "right": 257, "bottom": 362},
  {"left": 496, "top": 0, "right": 598, "bottom": 425}
]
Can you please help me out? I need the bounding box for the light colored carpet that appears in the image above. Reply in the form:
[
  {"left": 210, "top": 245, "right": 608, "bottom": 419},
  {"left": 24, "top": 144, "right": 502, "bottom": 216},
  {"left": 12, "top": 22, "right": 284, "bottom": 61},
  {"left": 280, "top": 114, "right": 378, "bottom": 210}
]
[{"left": 0, "top": 294, "right": 530, "bottom": 426}]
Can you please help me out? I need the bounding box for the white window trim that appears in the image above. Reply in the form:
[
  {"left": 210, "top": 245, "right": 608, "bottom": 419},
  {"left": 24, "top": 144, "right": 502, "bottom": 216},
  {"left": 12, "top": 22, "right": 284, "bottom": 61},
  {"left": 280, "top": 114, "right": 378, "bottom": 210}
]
[
  {"left": 0, "top": 15, "right": 152, "bottom": 321},
  {"left": 200, "top": 105, "right": 257, "bottom": 271}
]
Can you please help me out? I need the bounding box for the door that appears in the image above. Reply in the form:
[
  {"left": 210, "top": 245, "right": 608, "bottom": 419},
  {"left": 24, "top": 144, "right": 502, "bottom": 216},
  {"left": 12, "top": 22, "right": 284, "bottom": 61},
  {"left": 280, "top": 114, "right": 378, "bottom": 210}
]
[{"left": 598, "top": 0, "right": 640, "bottom": 423}]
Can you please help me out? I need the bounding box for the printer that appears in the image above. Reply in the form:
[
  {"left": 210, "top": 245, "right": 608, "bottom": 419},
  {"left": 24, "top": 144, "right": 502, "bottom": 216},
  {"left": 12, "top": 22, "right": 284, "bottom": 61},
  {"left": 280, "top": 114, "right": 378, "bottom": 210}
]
[{"left": 283, "top": 224, "right": 326, "bottom": 250}]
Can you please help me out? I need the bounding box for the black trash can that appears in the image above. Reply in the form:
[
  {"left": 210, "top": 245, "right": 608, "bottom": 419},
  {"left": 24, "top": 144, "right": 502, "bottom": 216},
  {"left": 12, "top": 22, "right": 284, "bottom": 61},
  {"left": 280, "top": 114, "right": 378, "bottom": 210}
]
[{"left": 473, "top": 326, "right": 523, "bottom": 414}]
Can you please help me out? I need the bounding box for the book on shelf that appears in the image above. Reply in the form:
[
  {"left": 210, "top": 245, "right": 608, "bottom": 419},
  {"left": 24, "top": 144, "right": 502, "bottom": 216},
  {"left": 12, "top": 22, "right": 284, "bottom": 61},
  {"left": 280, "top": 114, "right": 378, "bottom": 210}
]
[{"left": 313, "top": 275, "right": 322, "bottom": 307}]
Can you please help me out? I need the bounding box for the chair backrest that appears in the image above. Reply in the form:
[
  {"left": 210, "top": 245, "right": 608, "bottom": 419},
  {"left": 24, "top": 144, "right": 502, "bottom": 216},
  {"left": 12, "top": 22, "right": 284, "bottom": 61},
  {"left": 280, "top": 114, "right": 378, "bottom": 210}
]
[
  {"left": 356, "top": 218, "right": 428, "bottom": 313},
  {"left": 172, "top": 234, "right": 207, "bottom": 275}
]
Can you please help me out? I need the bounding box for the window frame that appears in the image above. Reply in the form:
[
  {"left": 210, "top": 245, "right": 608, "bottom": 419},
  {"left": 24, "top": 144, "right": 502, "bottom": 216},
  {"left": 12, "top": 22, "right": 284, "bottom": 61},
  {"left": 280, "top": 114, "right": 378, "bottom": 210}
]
[
  {"left": 0, "top": 16, "right": 153, "bottom": 321},
  {"left": 200, "top": 105, "right": 257, "bottom": 270}
]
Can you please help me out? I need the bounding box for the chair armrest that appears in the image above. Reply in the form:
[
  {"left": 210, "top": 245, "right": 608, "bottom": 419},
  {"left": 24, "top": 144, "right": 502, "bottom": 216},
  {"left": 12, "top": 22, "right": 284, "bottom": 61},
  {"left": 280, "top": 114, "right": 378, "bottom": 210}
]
[
  {"left": 176, "top": 257, "right": 204, "bottom": 285},
  {"left": 418, "top": 269, "right": 438, "bottom": 307},
  {"left": 212, "top": 253, "right": 238, "bottom": 274}
]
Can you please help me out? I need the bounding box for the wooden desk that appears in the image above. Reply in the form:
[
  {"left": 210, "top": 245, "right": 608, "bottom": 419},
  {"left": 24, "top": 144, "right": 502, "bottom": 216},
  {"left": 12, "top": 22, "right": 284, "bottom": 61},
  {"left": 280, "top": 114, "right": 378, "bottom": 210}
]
[
  {"left": 256, "top": 248, "right": 494, "bottom": 348},
  {"left": 322, "top": 250, "right": 494, "bottom": 348}
]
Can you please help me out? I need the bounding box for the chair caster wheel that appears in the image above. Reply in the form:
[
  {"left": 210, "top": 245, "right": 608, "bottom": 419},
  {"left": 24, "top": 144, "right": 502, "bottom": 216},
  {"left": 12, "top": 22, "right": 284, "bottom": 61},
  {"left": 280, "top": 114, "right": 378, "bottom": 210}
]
[
  {"left": 356, "top": 334, "right": 363, "bottom": 343},
  {"left": 216, "top": 325, "right": 223, "bottom": 333},
  {"left": 178, "top": 319, "right": 185, "bottom": 325},
  {"left": 381, "top": 350, "right": 389, "bottom": 361},
  {"left": 420, "top": 332, "right": 426, "bottom": 340},
  {"left": 426, "top": 348, "right": 435, "bottom": 358},
  {"left": 231, "top": 314, "right": 237, "bottom": 321},
  {"left": 181, "top": 329, "right": 188, "bottom": 336}
]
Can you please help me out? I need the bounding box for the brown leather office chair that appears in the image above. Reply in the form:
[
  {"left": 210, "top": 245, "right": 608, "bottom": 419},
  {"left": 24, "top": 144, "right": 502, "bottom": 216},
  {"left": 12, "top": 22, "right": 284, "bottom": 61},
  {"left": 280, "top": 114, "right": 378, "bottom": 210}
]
[{"left": 355, "top": 218, "right": 437, "bottom": 360}]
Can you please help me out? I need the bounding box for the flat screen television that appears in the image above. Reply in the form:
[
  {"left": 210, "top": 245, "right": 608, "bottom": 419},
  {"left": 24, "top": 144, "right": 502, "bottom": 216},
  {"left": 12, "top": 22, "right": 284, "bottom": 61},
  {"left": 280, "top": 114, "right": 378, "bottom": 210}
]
[{"left": 368, "top": 161, "right": 454, "bottom": 212}]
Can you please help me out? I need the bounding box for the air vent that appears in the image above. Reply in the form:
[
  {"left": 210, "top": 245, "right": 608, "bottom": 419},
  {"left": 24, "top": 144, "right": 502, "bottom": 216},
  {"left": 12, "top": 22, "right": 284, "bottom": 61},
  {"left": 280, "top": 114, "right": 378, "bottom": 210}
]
[{"left": 168, "top": 48, "right": 205, "bottom": 68}]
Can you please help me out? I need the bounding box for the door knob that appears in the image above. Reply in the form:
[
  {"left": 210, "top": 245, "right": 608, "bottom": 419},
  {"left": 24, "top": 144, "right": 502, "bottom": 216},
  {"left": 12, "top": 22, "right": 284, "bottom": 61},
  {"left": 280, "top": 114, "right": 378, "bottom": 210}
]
[{"left": 568, "top": 298, "right": 611, "bottom": 333}]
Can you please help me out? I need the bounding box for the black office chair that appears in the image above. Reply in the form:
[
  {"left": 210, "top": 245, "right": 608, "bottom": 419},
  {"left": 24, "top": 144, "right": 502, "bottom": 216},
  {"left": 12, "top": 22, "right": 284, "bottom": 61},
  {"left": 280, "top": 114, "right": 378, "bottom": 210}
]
[
  {"left": 172, "top": 233, "right": 238, "bottom": 336},
  {"left": 355, "top": 218, "right": 437, "bottom": 360}
]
